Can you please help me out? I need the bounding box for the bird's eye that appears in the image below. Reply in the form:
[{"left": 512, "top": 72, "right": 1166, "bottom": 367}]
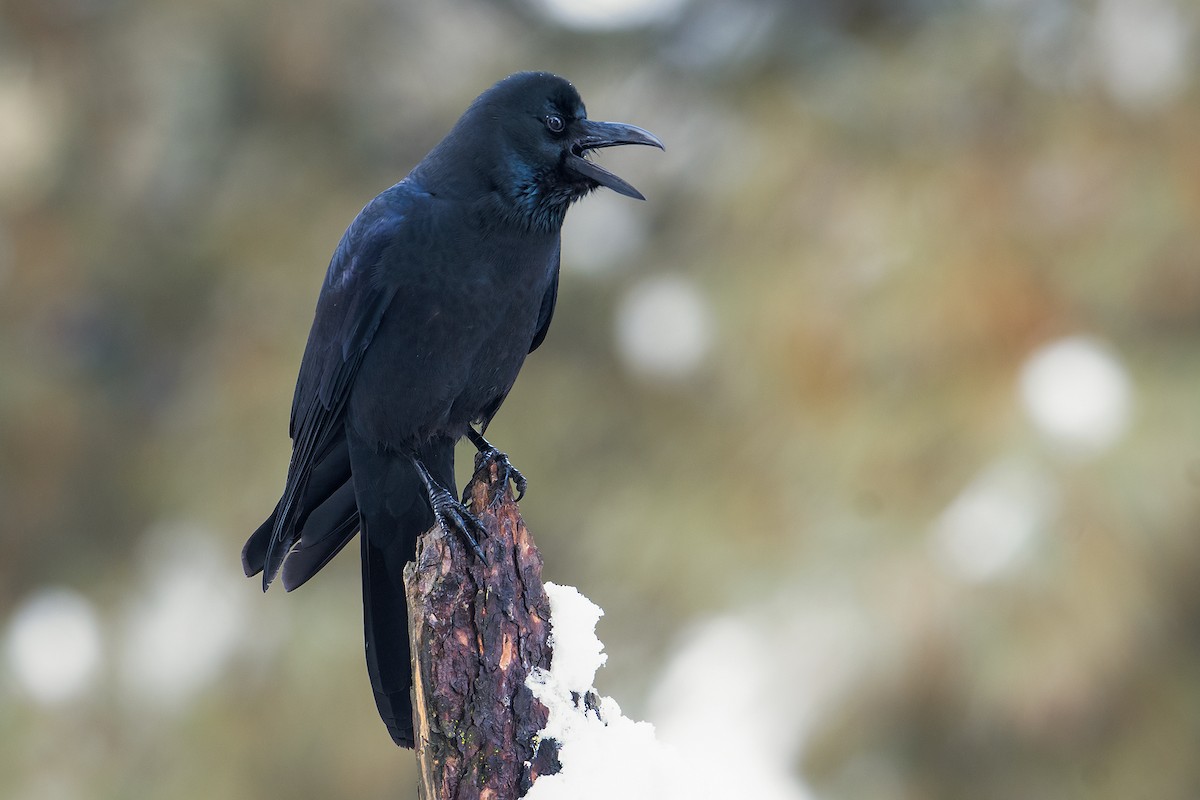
[{"left": 545, "top": 115, "right": 566, "bottom": 134}]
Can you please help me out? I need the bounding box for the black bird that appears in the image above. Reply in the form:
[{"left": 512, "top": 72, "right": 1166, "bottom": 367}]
[{"left": 241, "top": 72, "right": 661, "bottom": 747}]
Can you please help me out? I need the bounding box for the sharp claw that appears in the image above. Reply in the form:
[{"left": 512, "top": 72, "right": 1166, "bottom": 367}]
[
  {"left": 461, "top": 523, "right": 486, "bottom": 561},
  {"left": 415, "top": 456, "right": 488, "bottom": 562},
  {"left": 472, "top": 445, "right": 528, "bottom": 504},
  {"left": 466, "top": 520, "right": 488, "bottom": 561},
  {"left": 511, "top": 471, "right": 528, "bottom": 502},
  {"left": 465, "top": 429, "right": 529, "bottom": 503},
  {"left": 500, "top": 460, "right": 526, "bottom": 501},
  {"left": 433, "top": 499, "right": 488, "bottom": 562}
]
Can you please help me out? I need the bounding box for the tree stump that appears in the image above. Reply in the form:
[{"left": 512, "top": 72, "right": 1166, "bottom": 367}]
[{"left": 404, "top": 459, "right": 561, "bottom": 800}]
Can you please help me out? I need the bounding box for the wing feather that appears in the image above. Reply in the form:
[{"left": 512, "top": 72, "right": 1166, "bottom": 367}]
[
  {"left": 527, "top": 247, "right": 560, "bottom": 354},
  {"left": 261, "top": 190, "right": 410, "bottom": 589}
]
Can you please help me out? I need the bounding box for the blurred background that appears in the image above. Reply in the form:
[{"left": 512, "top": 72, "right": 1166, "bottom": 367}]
[{"left": 2, "top": 0, "right": 1199, "bottom": 797}]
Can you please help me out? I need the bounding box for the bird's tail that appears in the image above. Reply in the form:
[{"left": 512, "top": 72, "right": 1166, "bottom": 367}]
[
  {"left": 350, "top": 433, "right": 454, "bottom": 748},
  {"left": 241, "top": 435, "right": 359, "bottom": 591},
  {"left": 361, "top": 519, "right": 420, "bottom": 747}
]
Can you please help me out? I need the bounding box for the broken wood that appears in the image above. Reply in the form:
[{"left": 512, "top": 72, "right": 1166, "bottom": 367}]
[{"left": 404, "top": 458, "right": 561, "bottom": 800}]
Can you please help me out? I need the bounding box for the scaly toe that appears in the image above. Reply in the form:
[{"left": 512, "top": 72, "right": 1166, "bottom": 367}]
[{"left": 472, "top": 446, "right": 528, "bottom": 504}]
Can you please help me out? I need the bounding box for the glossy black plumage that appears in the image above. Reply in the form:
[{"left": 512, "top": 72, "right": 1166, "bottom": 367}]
[{"left": 241, "top": 71, "right": 661, "bottom": 747}]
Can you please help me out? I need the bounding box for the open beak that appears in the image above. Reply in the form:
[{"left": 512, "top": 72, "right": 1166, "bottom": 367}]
[{"left": 566, "top": 119, "right": 664, "bottom": 200}]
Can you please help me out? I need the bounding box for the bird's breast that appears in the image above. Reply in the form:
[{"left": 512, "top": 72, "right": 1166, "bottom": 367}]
[{"left": 348, "top": 229, "right": 557, "bottom": 446}]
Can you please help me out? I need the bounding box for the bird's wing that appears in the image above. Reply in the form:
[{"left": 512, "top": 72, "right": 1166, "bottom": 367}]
[
  {"left": 528, "top": 245, "right": 560, "bottom": 354},
  {"left": 261, "top": 191, "right": 409, "bottom": 589}
]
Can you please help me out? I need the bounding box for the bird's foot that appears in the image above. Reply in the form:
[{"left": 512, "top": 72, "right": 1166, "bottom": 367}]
[
  {"left": 465, "top": 427, "right": 528, "bottom": 503},
  {"left": 413, "top": 456, "right": 487, "bottom": 561},
  {"left": 470, "top": 446, "right": 527, "bottom": 504},
  {"left": 428, "top": 484, "right": 488, "bottom": 561}
]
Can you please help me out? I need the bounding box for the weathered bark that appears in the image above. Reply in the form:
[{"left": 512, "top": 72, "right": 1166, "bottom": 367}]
[{"left": 404, "top": 458, "right": 560, "bottom": 800}]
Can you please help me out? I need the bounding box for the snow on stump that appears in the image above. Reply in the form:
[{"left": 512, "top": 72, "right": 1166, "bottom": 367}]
[{"left": 403, "top": 458, "right": 561, "bottom": 800}]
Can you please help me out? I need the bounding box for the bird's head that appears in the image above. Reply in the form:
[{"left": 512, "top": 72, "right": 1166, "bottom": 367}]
[{"left": 432, "top": 72, "right": 663, "bottom": 231}]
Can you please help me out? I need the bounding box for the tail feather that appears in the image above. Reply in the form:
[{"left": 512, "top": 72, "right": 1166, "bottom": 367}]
[
  {"left": 243, "top": 434, "right": 355, "bottom": 584},
  {"left": 241, "top": 503, "right": 278, "bottom": 578},
  {"left": 281, "top": 480, "right": 360, "bottom": 591},
  {"left": 350, "top": 433, "right": 454, "bottom": 748},
  {"left": 250, "top": 425, "right": 455, "bottom": 748},
  {"left": 362, "top": 525, "right": 418, "bottom": 747}
]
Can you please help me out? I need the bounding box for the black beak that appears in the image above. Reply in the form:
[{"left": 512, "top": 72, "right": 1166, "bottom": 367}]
[{"left": 566, "top": 119, "right": 664, "bottom": 200}]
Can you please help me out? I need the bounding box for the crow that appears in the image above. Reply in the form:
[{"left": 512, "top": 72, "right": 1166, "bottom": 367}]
[{"left": 241, "top": 71, "right": 661, "bottom": 747}]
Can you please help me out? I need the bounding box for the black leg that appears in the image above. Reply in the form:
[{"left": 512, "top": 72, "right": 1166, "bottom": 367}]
[
  {"left": 464, "top": 427, "right": 528, "bottom": 502},
  {"left": 411, "top": 455, "right": 487, "bottom": 561}
]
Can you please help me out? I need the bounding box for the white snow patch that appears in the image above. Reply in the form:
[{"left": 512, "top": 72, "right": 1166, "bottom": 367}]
[
  {"left": 540, "top": 583, "right": 607, "bottom": 691},
  {"left": 527, "top": 584, "right": 863, "bottom": 800},
  {"left": 526, "top": 584, "right": 707, "bottom": 800}
]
